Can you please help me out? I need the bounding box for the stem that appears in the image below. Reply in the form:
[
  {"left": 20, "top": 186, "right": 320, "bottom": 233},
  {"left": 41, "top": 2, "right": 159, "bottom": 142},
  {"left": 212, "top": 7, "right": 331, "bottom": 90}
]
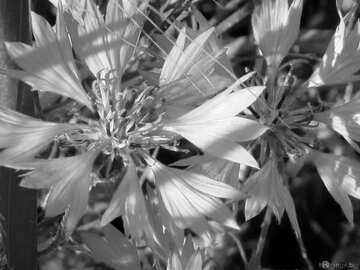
[
  {"left": 246, "top": 208, "right": 272, "bottom": 270},
  {"left": 228, "top": 231, "right": 248, "bottom": 265},
  {"left": 0, "top": 0, "right": 37, "bottom": 269},
  {"left": 296, "top": 234, "right": 314, "bottom": 270}
]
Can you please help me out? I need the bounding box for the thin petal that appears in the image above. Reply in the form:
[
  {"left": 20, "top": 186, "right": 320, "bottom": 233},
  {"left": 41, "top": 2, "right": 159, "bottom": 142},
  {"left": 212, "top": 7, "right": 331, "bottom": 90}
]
[
  {"left": 309, "top": 150, "right": 360, "bottom": 225},
  {"left": 0, "top": 107, "right": 75, "bottom": 165},
  {"left": 20, "top": 151, "right": 98, "bottom": 235}
]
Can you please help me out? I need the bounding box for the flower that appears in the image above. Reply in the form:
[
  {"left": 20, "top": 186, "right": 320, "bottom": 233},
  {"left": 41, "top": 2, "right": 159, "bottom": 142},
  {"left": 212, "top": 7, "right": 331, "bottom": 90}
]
[
  {"left": 19, "top": 150, "right": 99, "bottom": 235},
  {"left": 1, "top": 3, "right": 92, "bottom": 109},
  {"left": 252, "top": 0, "right": 303, "bottom": 73},
  {"left": 309, "top": 150, "right": 360, "bottom": 225}
]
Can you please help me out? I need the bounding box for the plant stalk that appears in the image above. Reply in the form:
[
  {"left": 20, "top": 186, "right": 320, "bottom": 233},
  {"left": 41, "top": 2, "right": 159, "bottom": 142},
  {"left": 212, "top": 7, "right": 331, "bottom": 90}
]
[{"left": 0, "top": 0, "right": 37, "bottom": 269}]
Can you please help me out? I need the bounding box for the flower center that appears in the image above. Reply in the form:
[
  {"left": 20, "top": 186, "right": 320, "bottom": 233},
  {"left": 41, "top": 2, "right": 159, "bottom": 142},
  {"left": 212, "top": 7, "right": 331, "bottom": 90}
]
[{"left": 93, "top": 73, "right": 166, "bottom": 152}]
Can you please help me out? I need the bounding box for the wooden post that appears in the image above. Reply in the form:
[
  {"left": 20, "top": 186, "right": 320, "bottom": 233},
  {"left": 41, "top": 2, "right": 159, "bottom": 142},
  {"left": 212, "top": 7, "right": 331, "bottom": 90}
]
[{"left": 0, "top": 0, "right": 37, "bottom": 269}]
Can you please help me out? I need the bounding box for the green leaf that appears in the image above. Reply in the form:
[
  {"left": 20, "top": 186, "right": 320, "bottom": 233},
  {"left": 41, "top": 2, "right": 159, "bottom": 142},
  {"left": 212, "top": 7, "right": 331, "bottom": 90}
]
[{"left": 81, "top": 225, "right": 141, "bottom": 270}]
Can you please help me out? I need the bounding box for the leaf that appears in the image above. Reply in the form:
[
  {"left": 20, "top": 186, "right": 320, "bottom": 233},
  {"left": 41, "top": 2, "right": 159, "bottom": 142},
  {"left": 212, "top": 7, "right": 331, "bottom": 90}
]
[
  {"left": 309, "top": 150, "right": 360, "bottom": 225},
  {"left": 81, "top": 225, "right": 141, "bottom": 270}
]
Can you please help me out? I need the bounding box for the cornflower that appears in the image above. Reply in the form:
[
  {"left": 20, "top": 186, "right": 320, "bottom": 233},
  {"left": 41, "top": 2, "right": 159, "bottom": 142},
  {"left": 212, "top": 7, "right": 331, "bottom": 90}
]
[
  {"left": 0, "top": 0, "right": 268, "bottom": 264},
  {"left": 198, "top": 1, "right": 360, "bottom": 268}
]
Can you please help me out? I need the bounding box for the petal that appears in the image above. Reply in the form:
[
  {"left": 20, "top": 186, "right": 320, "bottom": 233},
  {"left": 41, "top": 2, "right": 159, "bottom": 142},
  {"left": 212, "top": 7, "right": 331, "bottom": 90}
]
[
  {"left": 20, "top": 150, "right": 98, "bottom": 235},
  {"left": 67, "top": 0, "right": 113, "bottom": 75},
  {"left": 150, "top": 161, "right": 240, "bottom": 231},
  {"left": 0, "top": 107, "right": 75, "bottom": 165},
  {"left": 2, "top": 11, "right": 92, "bottom": 109},
  {"left": 164, "top": 120, "right": 259, "bottom": 168},
  {"left": 185, "top": 251, "right": 202, "bottom": 270},
  {"left": 185, "top": 156, "right": 240, "bottom": 187},
  {"left": 315, "top": 100, "right": 360, "bottom": 142},
  {"left": 243, "top": 159, "right": 301, "bottom": 236},
  {"left": 166, "top": 166, "right": 243, "bottom": 200},
  {"left": 252, "top": 0, "right": 303, "bottom": 69},
  {"left": 160, "top": 27, "right": 187, "bottom": 85},
  {"left": 309, "top": 150, "right": 360, "bottom": 225},
  {"left": 308, "top": 19, "right": 360, "bottom": 87},
  {"left": 168, "top": 117, "right": 268, "bottom": 142},
  {"left": 167, "top": 253, "right": 183, "bottom": 270},
  {"left": 101, "top": 158, "right": 136, "bottom": 226},
  {"left": 176, "top": 85, "right": 265, "bottom": 122},
  {"left": 163, "top": 27, "right": 215, "bottom": 84}
]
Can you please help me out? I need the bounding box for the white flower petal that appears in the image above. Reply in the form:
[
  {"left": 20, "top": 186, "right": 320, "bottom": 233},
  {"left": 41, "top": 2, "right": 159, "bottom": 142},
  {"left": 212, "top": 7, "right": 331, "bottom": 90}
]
[
  {"left": 176, "top": 85, "right": 265, "bottom": 122},
  {"left": 252, "top": 0, "right": 303, "bottom": 69},
  {"left": 308, "top": 17, "right": 360, "bottom": 87},
  {"left": 243, "top": 159, "right": 301, "bottom": 236},
  {"left": 150, "top": 161, "right": 240, "bottom": 232},
  {"left": 165, "top": 118, "right": 260, "bottom": 168},
  {"left": 309, "top": 150, "right": 360, "bottom": 225},
  {"left": 0, "top": 107, "right": 75, "bottom": 165},
  {"left": 315, "top": 100, "right": 360, "bottom": 143},
  {"left": 19, "top": 151, "right": 98, "bottom": 235},
  {"left": 2, "top": 10, "right": 92, "bottom": 109}
]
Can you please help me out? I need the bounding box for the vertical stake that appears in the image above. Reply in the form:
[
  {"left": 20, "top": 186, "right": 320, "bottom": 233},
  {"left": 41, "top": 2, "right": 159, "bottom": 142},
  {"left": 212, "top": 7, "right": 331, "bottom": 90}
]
[{"left": 0, "top": 0, "right": 37, "bottom": 269}]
